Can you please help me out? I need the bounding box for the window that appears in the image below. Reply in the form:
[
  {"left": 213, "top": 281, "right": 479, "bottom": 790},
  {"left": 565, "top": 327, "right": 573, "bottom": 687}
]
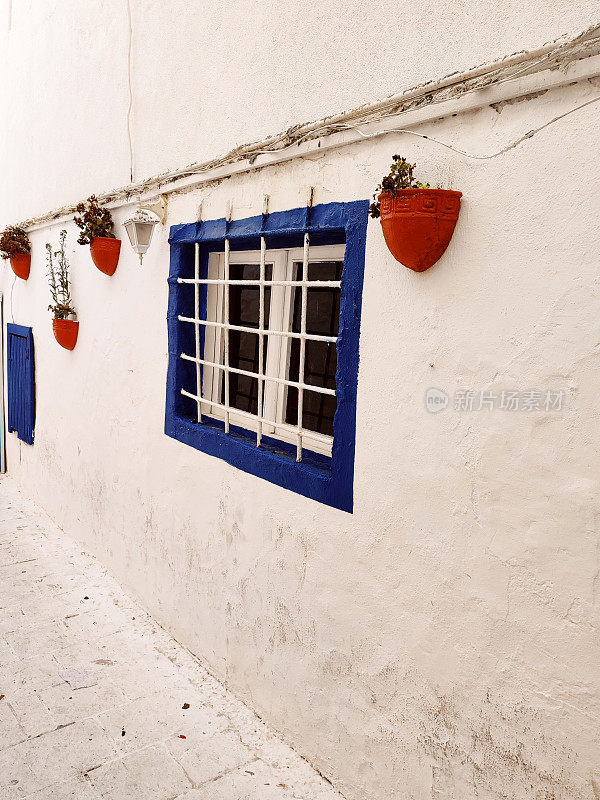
[
  {"left": 185, "top": 243, "right": 344, "bottom": 458},
  {"left": 7, "top": 324, "right": 35, "bottom": 445},
  {"left": 165, "top": 200, "right": 368, "bottom": 512}
]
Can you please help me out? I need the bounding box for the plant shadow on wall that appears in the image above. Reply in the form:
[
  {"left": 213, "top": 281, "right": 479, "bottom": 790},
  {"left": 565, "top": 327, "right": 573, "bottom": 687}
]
[
  {"left": 46, "top": 230, "right": 78, "bottom": 351},
  {"left": 0, "top": 225, "right": 32, "bottom": 280},
  {"left": 74, "top": 195, "right": 121, "bottom": 276},
  {"left": 370, "top": 155, "right": 462, "bottom": 272}
]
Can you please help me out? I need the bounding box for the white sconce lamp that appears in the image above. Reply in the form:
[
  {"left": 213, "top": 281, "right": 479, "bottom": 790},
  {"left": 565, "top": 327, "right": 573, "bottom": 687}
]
[{"left": 123, "top": 196, "right": 167, "bottom": 264}]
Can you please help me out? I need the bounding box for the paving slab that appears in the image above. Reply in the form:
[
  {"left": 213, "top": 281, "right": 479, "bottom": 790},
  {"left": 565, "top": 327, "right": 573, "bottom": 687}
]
[{"left": 0, "top": 478, "right": 342, "bottom": 800}]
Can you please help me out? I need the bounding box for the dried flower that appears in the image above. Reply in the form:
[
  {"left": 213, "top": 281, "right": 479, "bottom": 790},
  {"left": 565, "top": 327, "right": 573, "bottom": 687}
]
[
  {"left": 47, "top": 230, "right": 76, "bottom": 320},
  {"left": 74, "top": 195, "right": 115, "bottom": 245},
  {"left": 0, "top": 225, "right": 31, "bottom": 259}
]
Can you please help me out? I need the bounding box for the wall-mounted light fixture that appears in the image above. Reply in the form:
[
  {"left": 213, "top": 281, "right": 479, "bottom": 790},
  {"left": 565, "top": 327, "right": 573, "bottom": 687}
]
[{"left": 123, "top": 196, "right": 167, "bottom": 264}]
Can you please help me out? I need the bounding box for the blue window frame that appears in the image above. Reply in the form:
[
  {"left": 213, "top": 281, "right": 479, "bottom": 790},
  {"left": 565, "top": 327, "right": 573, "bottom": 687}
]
[
  {"left": 165, "top": 200, "right": 368, "bottom": 512},
  {"left": 7, "top": 324, "right": 35, "bottom": 445}
]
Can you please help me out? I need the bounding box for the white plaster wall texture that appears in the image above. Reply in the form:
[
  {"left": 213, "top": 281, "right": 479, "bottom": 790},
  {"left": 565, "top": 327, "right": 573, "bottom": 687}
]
[
  {"left": 1, "top": 5, "right": 600, "bottom": 800},
  {"left": 1, "top": 75, "right": 600, "bottom": 798}
]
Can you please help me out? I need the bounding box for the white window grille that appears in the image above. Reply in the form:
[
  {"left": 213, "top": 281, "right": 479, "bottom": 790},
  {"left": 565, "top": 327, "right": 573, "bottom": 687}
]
[{"left": 178, "top": 237, "right": 345, "bottom": 460}]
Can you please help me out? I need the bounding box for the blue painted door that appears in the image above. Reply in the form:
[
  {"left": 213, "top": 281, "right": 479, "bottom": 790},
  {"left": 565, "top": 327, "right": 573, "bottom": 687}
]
[{"left": 7, "top": 324, "right": 35, "bottom": 445}]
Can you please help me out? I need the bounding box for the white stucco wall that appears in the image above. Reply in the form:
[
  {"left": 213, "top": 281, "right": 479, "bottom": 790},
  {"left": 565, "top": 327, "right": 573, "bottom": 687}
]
[{"left": 2, "top": 5, "right": 600, "bottom": 799}]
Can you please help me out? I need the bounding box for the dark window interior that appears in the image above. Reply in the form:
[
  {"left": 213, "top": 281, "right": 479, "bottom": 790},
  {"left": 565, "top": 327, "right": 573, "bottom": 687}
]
[
  {"left": 285, "top": 261, "right": 342, "bottom": 436},
  {"left": 226, "top": 263, "right": 272, "bottom": 413}
]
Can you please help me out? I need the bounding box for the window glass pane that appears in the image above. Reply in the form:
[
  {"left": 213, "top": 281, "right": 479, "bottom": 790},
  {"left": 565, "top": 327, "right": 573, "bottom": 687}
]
[
  {"left": 285, "top": 261, "right": 342, "bottom": 436},
  {"left": 225, "top": 263, "right": 272, "bottom": 414}
]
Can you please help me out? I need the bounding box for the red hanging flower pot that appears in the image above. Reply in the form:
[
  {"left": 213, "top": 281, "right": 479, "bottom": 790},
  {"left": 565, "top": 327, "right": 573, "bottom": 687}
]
[
  {"left": 1, "top": 226, "right": 31, "bottom": 278},
  {"left": 10, "top": 253, "right": 31, "bottom": 280},
  {"left": 90, "top": 237, "right": 121, "bottom": 276},
  {"left": 53, "top": 319, "right": 79, "bottom": 351},
  {"left": 379, "top": 188, "right": 462, "bottom": 272}
]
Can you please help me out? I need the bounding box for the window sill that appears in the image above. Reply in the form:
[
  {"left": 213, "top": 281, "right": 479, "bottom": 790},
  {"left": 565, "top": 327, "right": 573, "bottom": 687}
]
[
  {"left": 201, "top": 415, "right": 333, "bottom": 474},
  {"left": 166, "top": 411, "right": 342, "bottom": 507}
]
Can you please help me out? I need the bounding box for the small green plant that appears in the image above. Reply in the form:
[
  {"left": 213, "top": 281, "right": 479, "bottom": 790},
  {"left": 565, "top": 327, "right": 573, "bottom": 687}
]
[
  {"left": 47, "top": 231, "right": 76, "bottom": 319},
  {"left": 74, "top": 195, "right": 115, "bottom": 244},
  {"left": 0, "top": 225, "right": 31, "bottom": 259},
  {"left": 369, "top": 155, "right": 430, "bottom": 218}
]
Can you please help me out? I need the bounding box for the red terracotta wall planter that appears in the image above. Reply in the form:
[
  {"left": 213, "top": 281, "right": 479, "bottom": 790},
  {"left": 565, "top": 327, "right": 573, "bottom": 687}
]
[
  {"left": 53, "top": 319, "right": 79, "bottom": 350},
  {"left": 90, "top": 237, "right": 121, "bottom": 276},
  {"left": 380, "top": 188, "right": 462, "bottom": 272},
  {"left": 9, "top": 253, "right": 31, "bottom": 280}
]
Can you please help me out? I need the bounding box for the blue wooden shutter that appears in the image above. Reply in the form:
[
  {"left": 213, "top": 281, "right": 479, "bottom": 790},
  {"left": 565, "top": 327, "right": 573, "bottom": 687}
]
[{"left": 7, "top": 324, "right": 35, "bottom": 445}]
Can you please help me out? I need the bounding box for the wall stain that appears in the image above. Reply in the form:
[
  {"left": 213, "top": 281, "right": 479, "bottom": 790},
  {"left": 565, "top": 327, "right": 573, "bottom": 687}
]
[{"left": 418, "top": 689, "right": 579, "bottom": 799}]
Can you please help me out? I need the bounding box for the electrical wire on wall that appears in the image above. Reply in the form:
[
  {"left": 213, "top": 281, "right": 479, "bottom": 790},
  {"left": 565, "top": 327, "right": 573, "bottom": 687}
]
[
  {"left": 138, "top": 87, "right": 600, "bottom": 181},
  {"left": 341, "top": 94, "right": 600, "bottom": 160},
  {"left": 16, "top": 20, "right": 600, "bottom": 231},
  {"left": 21, "top": 89, "right": 600, "bottom": 231},
  {"left": 161, "top": 91, "right": 599, "bottom": 172},
  {"left": 10, "top": 273, "right": 16, "bottom": 324},
  {"left": 125, "top": 0, "right": 135, "bottom": 183}
]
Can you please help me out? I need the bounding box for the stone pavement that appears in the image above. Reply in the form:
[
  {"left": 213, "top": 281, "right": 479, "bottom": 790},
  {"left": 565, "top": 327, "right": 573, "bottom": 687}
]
[{"left": 0, "top": 478, "right": 341, "bottom": 800}]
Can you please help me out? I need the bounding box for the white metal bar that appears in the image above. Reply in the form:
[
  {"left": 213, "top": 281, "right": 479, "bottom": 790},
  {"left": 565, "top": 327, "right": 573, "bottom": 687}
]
[
  {"left": 223, "top": 237, "right": 230, "bottom": 433},
  {"left": 297, "top": 232, "right": 310, "bottom": 461},
  {"left": 257, "top": 236, "right": 266, "bottom": 447},
  {"left": 178, "top": 278, "right": 341, "bottom": 287},
  {"left": 181, "top": 388, "right": 333, "bottom": 446},
  {"left": 204, "top": 251, "right": 222, "bottom": 413},
  {"left": 178, "top": 316, "right": 337, "bottom": 344},
  {"left": 262, "top": 251, "right": 288, "bottom": 430},
  {"left": 180, "top": 353, "right": 336, "bottom": 396},
  {"left": 194, "top": 243, "right": 201, "bottom": 422}
]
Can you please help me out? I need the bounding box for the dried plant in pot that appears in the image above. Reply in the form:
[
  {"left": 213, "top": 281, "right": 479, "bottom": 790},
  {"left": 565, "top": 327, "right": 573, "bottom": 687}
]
[
  {"left": 370, "top": 156, "right": 462, "bottom": 272},
  {"left": 0, "top": 225, "right": 31, "bottom": 280},
  {"left": 47, "top": 231, "right": 78, "bottom": 350},
  {"left": 74, "top": 195, "right": 121, "bottom": 276}
]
